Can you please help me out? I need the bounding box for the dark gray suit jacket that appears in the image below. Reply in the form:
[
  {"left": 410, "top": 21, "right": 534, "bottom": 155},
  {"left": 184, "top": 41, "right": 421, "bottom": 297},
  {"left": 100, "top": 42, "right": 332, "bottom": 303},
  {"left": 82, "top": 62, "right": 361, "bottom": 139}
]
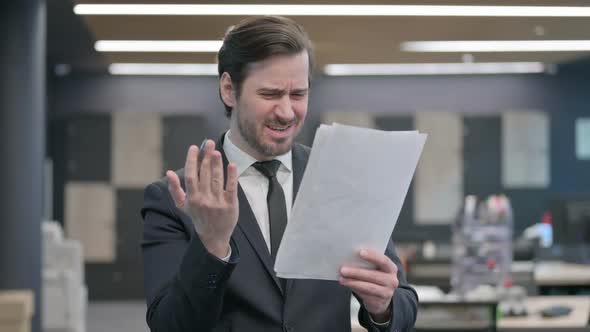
[{"left": 141, "top": 135, "right": 418, "bottom": 332}]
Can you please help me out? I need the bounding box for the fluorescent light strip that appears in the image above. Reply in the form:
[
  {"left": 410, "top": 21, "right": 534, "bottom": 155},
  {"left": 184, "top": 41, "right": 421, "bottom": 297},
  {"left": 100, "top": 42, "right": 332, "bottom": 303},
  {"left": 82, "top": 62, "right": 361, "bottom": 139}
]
[
  {"left": 109, "top": 63, "right": 218, "bottom": 75},
  {"left": 323, "top": 63, "right": 546, "bottom": 76},
  {"left": 74, "top": 4, "right": 590, "bottom": 17},
  {"left": 95, "top": 40, "right": 223, "bottom": 52},
  {"left": 402, "top": 40, "right": 590, "bottom": 52}
]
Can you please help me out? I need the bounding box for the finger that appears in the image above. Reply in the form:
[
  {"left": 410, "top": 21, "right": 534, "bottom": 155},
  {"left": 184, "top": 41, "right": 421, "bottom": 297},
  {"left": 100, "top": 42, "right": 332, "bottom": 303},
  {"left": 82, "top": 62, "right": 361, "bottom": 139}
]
[
  {"left": 224, "top": 163, "right": 239, "bottom": 204},
  {"left": 198, "top": 140, "right": 215, "bottom": 195},
  {"left": 166, "top": 170, "right": 186, "bottom": 208},
  {"left": 360, "top": 249, "right": 398, "bottom": 274},
  {"left": 340, "top": 266, "right": 396, "bottom": 288},
  {"left": 210, "top": 151, "right": 224, "bottom": 197},
  {"left": 339, "top": 278, "right": 393, "bottom": 300},
  {"left": 184, "top": 145, "right": 199, "bottom": 196}
]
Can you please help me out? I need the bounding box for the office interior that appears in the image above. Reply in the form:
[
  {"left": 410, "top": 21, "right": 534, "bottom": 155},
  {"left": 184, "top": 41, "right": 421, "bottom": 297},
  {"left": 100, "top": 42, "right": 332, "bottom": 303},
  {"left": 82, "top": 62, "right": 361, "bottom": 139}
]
[{"left": 1, "top": 0, "right": 590, "bottom": 331}]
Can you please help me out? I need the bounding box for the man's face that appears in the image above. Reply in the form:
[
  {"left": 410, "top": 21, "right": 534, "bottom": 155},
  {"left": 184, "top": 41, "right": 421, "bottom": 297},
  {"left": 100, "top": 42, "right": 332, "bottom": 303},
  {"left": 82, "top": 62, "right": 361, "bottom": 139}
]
[{"left": 229, "top": 51, "right": 309, "bottom": 160}]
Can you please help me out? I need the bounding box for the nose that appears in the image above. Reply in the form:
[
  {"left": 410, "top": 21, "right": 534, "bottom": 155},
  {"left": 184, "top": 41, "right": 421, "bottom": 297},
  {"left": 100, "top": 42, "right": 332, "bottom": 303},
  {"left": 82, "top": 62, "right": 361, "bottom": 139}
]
[{"left": 274, "top": 95, "right": 295, "bottom": 121}]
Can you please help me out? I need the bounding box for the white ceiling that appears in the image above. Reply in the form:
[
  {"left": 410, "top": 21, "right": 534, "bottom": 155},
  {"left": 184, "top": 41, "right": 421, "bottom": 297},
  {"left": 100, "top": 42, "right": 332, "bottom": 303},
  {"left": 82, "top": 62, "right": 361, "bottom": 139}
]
[{"left": 66, "top": 0, "right": 590, "bottom": 72}]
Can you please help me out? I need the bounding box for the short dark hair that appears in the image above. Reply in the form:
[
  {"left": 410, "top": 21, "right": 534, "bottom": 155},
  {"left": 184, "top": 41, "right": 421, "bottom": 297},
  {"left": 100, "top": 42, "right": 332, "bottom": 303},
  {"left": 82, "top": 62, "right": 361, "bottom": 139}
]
[{"left": 217, "top": 16, "right": 314, "bottom": 117}]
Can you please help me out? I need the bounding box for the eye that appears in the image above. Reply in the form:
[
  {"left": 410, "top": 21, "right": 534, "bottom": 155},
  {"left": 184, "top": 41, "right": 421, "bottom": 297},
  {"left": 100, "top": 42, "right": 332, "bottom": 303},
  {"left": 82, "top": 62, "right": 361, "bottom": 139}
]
[
  {"left": 291, "top": 92, "right": 307, "bottom": 99},
  {"left": 260, "top": 92, "right": 277, "bottom": 99}
]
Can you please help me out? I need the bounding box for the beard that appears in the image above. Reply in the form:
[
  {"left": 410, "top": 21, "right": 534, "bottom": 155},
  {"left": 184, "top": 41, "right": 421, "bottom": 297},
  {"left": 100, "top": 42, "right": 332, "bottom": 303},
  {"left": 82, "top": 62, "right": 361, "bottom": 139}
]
[{"left": 236, "top": 110, "right": 300, "bottom": 158}]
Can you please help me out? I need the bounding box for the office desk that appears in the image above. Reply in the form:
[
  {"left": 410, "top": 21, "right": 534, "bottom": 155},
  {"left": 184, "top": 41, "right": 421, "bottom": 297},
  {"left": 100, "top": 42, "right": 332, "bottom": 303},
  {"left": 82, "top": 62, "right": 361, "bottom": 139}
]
[
  {"left": 407, "top": 261, "right": 536, "bottom": 294},
  {"left": 535, "top": 261, "right": 590, "bottom": 286},
  {"left": 352, "top": 300, "right": 498, "bottom": 331},
  {"left": 352, "top": 295, "right": 590, "bottom": 332},
  {"left": 535, "top": 261, "right": 590, "bottom": 295},
  {"left": 498, "top": 296, "right": 590, "bottom": 332}
]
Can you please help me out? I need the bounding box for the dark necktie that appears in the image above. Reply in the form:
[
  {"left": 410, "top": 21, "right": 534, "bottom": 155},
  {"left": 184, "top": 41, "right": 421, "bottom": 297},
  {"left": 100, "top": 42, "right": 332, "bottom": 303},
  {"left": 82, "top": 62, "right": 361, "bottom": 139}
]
[{"left": 252, "top": 160, "right": 288, "bottom": 263}]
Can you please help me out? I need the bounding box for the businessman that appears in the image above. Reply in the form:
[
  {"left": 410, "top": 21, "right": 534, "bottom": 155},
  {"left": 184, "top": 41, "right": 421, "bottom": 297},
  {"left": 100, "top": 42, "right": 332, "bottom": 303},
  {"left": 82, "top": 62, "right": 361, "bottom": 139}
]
[{"left": 141, "top": 16, "right": 418, "bottom": 332}]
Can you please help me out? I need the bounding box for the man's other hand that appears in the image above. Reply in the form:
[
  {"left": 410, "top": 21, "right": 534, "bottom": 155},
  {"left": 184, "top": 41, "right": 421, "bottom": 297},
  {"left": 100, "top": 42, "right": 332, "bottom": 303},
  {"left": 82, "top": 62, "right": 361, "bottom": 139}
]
[{"left": 339, "top": 249, "right": 399, "bottom": 323}]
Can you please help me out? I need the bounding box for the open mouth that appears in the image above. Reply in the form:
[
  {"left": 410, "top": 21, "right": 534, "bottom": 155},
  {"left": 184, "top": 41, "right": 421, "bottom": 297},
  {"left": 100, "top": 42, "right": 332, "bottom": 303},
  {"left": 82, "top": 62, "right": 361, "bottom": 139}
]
[{"left": 266, "top": 124, "right": 292, "bottom": 132}]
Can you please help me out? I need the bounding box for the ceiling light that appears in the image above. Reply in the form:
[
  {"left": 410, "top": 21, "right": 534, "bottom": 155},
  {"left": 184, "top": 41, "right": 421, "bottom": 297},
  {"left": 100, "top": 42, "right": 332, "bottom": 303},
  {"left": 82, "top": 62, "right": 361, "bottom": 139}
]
[
  {"left": 402, "top": 40, "right": 590, "bottom": 52},
  {"left": 323, "top": 63, "right": 546, "bottom": 76},
  {"left": 95, "top": 40, "right": 222, "bottom": 53},
  {"left": 74, "top": 4, "right": 590, "bottom": 17},
  {"left": 108, "top": 63, "right": 218, "bottom": 75}
]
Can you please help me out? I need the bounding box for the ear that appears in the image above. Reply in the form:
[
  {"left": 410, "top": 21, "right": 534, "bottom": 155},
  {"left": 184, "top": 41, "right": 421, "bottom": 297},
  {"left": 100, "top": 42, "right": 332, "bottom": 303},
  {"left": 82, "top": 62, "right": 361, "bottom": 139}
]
[{"left": 219, "top": 72, "right": 236, "bottom": 108}]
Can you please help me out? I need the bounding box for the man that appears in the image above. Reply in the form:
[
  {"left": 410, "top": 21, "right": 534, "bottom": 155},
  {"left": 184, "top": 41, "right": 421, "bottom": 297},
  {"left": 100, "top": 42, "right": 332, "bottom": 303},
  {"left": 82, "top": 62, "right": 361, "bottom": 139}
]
[{"left": 141, "top": 16, "right": 418, "bottom": 332}]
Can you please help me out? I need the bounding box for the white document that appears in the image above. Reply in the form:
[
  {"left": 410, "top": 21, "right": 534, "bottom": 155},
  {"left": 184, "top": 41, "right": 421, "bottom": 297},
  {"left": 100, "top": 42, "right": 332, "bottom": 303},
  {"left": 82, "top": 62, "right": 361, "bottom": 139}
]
[{"left": 275, "top": 124, "right": 426, "bottom": 280}]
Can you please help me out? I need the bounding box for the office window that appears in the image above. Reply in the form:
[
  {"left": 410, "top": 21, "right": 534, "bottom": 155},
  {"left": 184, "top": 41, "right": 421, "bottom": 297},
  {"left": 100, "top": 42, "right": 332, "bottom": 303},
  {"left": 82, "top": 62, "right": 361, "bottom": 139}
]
[
  {"left": 321, "top": 111, "right": 376, "bottom": 129},
  {"left": 414, "top": 112, "right": 463, "bottom": 225},
  {"left": 576, "top": 118, "right": 590, "bottom": 160},
  {"left": 502, "top": 111, "right": 549, "bottom": 188},
  {"left": 111, "top": 112, "right": 162, "bottom": 188}
]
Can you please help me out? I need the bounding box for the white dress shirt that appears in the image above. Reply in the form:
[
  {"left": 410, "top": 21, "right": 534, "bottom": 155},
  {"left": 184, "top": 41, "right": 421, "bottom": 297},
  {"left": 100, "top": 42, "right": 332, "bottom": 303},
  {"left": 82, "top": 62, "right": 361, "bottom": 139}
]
[{"left": 223, "top": 131, "right": 293, "bottom": 253}]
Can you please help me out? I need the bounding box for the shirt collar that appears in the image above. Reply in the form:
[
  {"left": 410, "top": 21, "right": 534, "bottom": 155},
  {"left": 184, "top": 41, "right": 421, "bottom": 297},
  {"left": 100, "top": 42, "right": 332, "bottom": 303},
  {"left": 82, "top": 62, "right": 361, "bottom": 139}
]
[{"left": 223, "top": 131, "right": 292, "bottom": 176}]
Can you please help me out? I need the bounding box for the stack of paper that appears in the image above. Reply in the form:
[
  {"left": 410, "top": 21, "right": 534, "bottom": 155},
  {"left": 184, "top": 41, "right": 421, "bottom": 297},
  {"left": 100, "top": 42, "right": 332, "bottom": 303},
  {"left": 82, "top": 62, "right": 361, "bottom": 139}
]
[{"left": 275, "top": 123, "right": 426, "bottom": 280}]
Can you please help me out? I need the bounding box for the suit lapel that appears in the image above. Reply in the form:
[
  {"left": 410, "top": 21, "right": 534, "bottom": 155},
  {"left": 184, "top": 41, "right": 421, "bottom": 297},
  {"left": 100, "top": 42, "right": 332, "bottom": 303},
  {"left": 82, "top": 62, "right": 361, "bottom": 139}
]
[
  {"left": 292, "top": 144, "right": 307, "bottom": 204},
  {"left": 237, "top": 187, "right": 285, "bottom": 294},
  {"left": 217, "top": 134, "right": 284, "bottom": 295},
  {"left": 285, "top": 143, "right": 310, "bottom": 295}
]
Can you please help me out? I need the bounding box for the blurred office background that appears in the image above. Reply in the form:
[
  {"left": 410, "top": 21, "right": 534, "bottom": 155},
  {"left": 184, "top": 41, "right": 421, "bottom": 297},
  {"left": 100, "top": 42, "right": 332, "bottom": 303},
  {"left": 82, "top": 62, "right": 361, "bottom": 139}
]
[{"left": 2, "top": 0, "right": 590, "bottom": 331}]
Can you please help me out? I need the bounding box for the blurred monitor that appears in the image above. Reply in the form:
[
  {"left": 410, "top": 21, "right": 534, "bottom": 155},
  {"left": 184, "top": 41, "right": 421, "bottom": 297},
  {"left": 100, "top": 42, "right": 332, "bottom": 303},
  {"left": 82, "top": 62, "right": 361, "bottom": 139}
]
[
  {"left": 551, "top": 198, "right": 590, "bottom": 245},
  {"left": 548, "top": 197, "right": 590, "bottom": 264}
]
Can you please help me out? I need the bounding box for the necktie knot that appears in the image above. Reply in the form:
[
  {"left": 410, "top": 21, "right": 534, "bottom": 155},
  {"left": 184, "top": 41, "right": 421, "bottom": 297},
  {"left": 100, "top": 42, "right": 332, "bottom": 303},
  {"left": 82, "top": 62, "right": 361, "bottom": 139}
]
[{"left": 253, "top": 160, "right": 282, "bottom": 179}]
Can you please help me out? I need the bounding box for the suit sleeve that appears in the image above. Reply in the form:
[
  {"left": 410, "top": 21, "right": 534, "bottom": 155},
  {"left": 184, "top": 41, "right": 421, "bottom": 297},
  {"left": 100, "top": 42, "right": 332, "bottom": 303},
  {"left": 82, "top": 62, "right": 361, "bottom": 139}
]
[
  {"left": 141, "top": 181, "right": 239, "bottom": 332},
  {"left": 356, "top": 238, "right": 419, "bottom": 332}
]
